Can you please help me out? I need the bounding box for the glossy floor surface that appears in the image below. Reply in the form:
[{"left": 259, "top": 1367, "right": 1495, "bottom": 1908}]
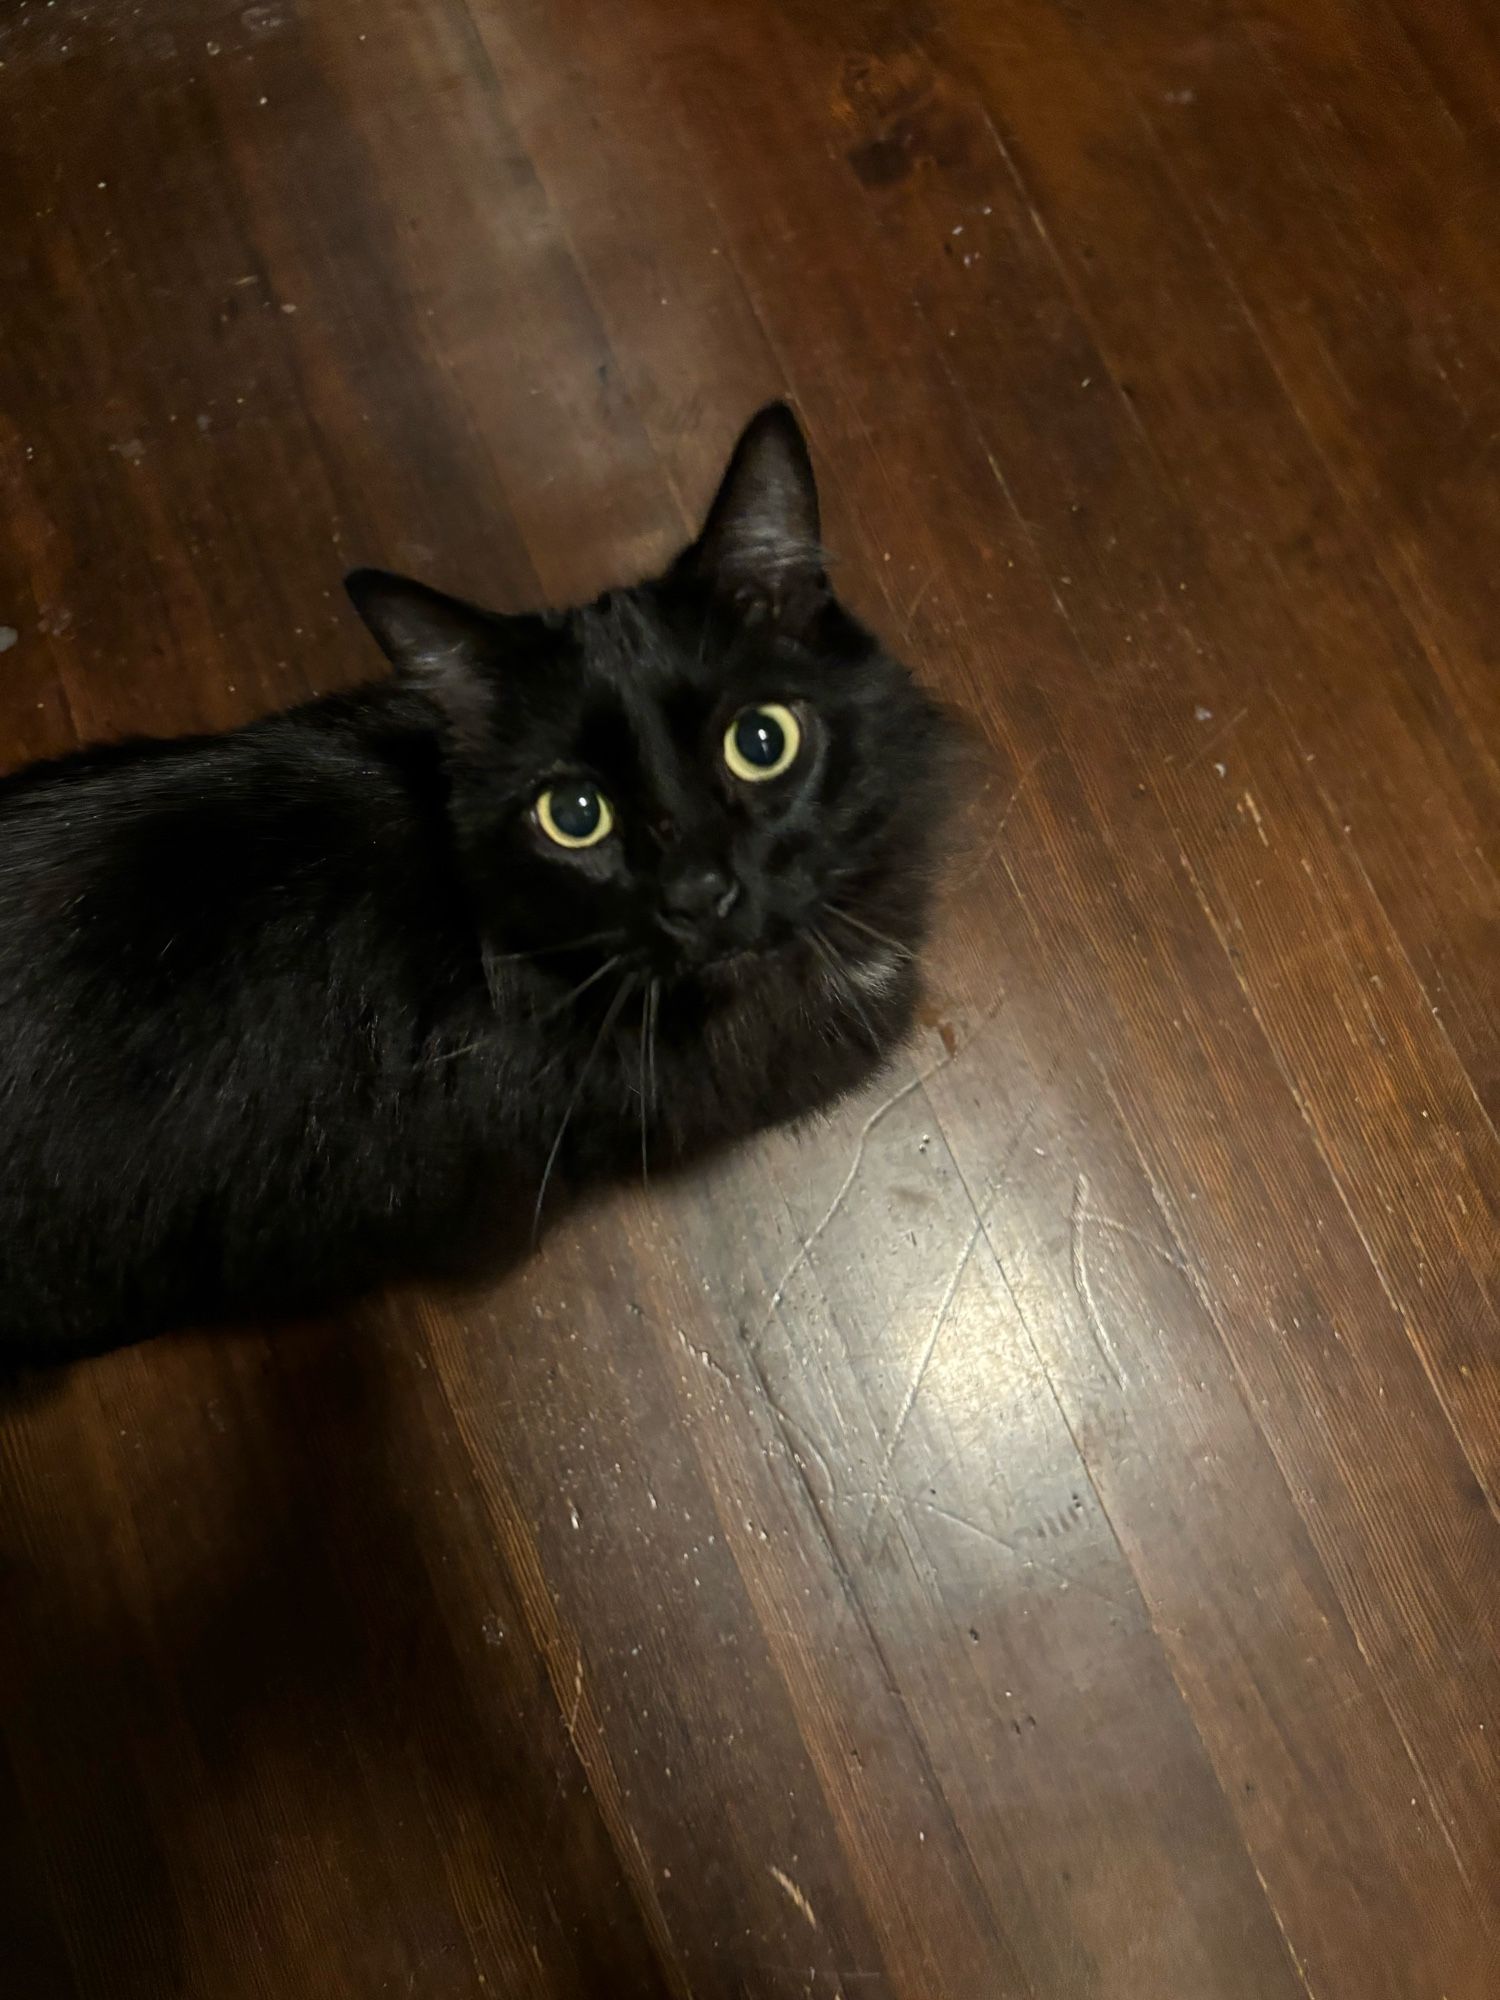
[{"left": 1, "top": 2, "right": 1497, "bottom": 1995}]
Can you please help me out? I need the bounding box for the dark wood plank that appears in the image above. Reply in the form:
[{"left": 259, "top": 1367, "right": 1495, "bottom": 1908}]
[{"left": 1, "top": 2, "right": 1496, "bottom": 1996}]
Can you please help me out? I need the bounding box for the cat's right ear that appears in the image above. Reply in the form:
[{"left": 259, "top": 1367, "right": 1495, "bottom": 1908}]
[
  {"left": 344, "top": 569, "right": 500, "bottom": 743},
  {"left": 676, "top": 403, "right": 826, "bottom": 625}
]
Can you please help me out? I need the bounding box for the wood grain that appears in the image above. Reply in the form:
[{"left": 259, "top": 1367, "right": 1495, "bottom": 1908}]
[{"left": 1, "top": 2, "right": 1495, "bottom": 1995}]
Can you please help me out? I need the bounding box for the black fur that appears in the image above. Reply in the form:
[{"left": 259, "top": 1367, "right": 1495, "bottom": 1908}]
[{"left": 0, "top": 406, "right": 952, "bottom": 1362}]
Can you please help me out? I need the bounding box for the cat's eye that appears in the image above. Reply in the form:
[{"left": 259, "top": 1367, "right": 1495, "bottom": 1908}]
[
  {"left": 536, "top": 782, "right": 614, "bottom": 850},
  {"left": 723, "top": 703, "right": 802, "bottom": 783}
]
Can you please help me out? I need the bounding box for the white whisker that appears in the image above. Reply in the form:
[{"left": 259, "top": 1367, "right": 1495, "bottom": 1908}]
[
  {"left": 532, "top": 975, "right": 636, "bottom": 1241},
  {"left": 539, "top": 953, "right": 626, "bottom": 1023},
  {"left": 825, "top": 905, "right": 917, "bottom": 964},
  {"left": 638, "top": 977, "right": 659, "bottom": 1186},
  {"left": 808, "top": 928, "right": 883, "bottom": 1052}
]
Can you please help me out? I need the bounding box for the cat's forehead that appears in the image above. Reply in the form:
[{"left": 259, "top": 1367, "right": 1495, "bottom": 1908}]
[
  {"left": 569, "top": 586, "right": 812, "bottom": 703},
  {"left": 573, "top": 590, "right": 702, "bottom": 688},
  {"left": 567, "top": 666, "right": 712, "bottom": 795}
]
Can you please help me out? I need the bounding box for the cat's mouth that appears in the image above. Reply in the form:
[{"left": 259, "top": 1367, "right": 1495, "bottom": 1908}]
[
  {"left": 687, "top": 919, "right": 893, "bottom": 992},
  {"left": 651, "top": 922, "right": 809, "bottom": 990},
  {"left": 674, "top": 938, "right": 775, "bottom": 985},
  {"left": 628, "top": 895, "right": 910, "bottom": 997}
]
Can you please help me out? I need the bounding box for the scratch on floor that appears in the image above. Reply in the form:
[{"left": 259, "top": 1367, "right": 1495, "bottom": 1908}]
[
  {"left": 564, "top": 1655, "right": 584, "bottom": 1747},
  {"left": 758, "top": 1069, "right": 928, "bottom": 1339},
  {"left": 675, "top": 1322, "right": 738, "bottom": 1391},
  {"left": 1241, "top": 790, "right": 1270, "bottom": 846},
  {"left": 917, "top": 1498, "right": 1027, "bottom": 1560},
  {"left": 1183, "top": 703, "right": 1249, "bottom": 773},
  {"left": 903, "top": 567, "right": 935, "bottom": 625},
  {"left": 861, "top": 1216, "right": 983, "bottom": 1557},
  {"left": 1070, "top": 1174, "right": 1127, "bottom": 1390},
  {"left": 774, "top": 1405, "right": 838, "bottom": 1505},
  {"left": 884, "top": 1219, "right": 982, "bottom": 1477},
  {"left": 768, "top": 1865, "right": 819, "bottom": 1930},
  {"left": 753, "top": 995, "right": 1004, "bottom": 1353},
  {"left": 550, "top": 1652, "right": 587, "bottom": 1806},
  {"left": 1083, "top": 1211, "right": 1189, "bottom": 1274},
  {"left": 916, "top": 1501, "right": 1140, "bottom": 1619},
  {"left": 983, "top": 1070, "right": 1056, "bottom": 1201},
  {"left": 945, "top": 749, "right": 1047, "bottom": 900}
]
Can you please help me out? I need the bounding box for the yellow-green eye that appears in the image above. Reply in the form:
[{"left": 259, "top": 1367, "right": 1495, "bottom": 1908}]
[
  {"left": 537, "top": 782, "right": 614, "bottom": 849},
  {"left": 724, "top": 703, "right": 802, "bottom": 783}
]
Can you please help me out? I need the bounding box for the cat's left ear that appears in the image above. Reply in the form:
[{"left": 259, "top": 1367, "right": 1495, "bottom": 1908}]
[
  {"left": 679, "top": 402, "right": 826, "bottom": 623},
  {"left": 345, "top": 569, "right": 505, "bottom": 743}
]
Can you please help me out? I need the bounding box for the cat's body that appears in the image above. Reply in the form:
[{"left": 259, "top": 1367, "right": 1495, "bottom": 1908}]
[{"left": 0, "top": 408, "right": 949, "bottom": 1362}]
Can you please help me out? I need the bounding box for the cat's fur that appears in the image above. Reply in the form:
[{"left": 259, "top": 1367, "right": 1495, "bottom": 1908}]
[{"left": 0, "top": 406, "right": 951, "bottom": 1362}]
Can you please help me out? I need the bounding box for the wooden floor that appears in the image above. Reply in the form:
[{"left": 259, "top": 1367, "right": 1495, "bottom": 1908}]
[{"left": 2, "top": 2, "right": 1497, "bottom": 1995}]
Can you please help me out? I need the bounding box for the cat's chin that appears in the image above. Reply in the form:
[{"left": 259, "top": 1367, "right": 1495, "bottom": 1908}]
[
  {"left": 688, "top": 925, "right": 898, "bottom": 1000},
  {"left": 680, "top": 941, "right": 782, "bottom": 989}
]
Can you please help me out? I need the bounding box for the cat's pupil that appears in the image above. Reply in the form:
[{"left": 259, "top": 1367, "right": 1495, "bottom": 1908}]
[
  {"left": 734, "top": 709, "right": 785, "bottom": 769},
  {"left": 550, "top": 784, "right": 601, "bottom": 840}
]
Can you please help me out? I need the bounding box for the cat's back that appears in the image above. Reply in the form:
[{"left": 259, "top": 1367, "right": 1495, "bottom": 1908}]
[
  {"left": 0, "top": 691, "right": 493, "bottom": 1350},
  {"left": 0, "top": 690, "right": 458, "bottom": 1121},
  {"left": 0, "top": 689, "right": 454, "bottom": 1005}
]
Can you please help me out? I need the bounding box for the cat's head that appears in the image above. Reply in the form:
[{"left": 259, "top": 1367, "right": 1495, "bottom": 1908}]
[{"left": 345, "top": 405, "right": 951, "bottom": 1028}]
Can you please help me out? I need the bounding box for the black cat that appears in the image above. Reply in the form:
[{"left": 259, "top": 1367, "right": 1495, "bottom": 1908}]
[{"left": 0, "top": 405, "right": 952, "bottom": 1362}]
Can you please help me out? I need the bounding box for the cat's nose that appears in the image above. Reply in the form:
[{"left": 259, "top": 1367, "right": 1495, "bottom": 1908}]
[{"left": 660, "top": 859, "right": 740, "bottom": 925}]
